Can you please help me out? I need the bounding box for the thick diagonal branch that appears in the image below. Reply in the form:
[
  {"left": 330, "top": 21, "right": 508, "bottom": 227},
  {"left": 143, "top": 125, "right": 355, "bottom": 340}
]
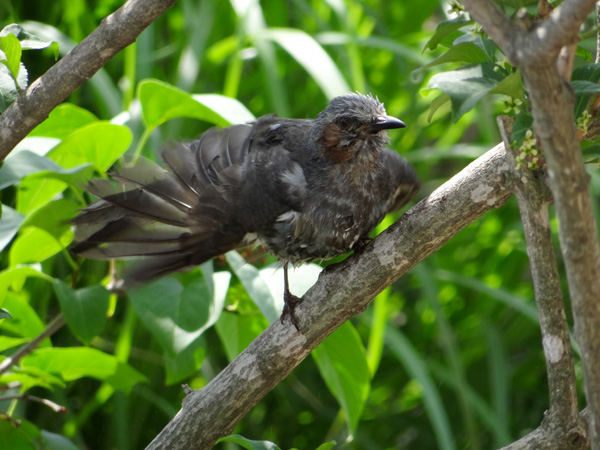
[
  {"left": 0, "top": 0, "right": 176, "bottom": 161},
  {"left": 146, "top": 144, "right": 513, "bottom": 449}
]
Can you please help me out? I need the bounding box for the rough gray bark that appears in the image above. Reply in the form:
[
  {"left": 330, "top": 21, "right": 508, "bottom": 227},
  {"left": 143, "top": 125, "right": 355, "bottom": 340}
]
[
  {"left": 0, "top": 0, "right": 177, "bottom": 161},
  {"left": 462, "top": 0, "right": 600, "bottom": 446},
  {"left": 498, "top": 116, "right": 587, "bottom": 448},
  {"left": 146, "top": 144, "right": 513, "bottom": 449}
]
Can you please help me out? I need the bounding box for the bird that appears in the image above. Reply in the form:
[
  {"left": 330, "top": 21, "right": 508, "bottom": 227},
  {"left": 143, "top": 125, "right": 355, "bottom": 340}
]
[{"left": 71, "top": 93, "right": 420, "bottom": 329}]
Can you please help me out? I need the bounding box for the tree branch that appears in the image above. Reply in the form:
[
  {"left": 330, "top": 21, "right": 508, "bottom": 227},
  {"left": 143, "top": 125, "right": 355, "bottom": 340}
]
[
  {"left": 463, "top": 0, "right": 600, "bottom": 445},
  {"left": 498, "top": 116, "right": 586, "bottom": 446},
  {"left": 0, "top": 0, "right": 176, "bottom": 162},
  {"left": 146, "top": 143, "right": 513, "bottom": 449}
]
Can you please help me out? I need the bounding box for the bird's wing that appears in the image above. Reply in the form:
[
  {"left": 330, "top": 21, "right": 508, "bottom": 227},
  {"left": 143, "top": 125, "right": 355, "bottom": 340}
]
[
  {"left": 72, "top": 125, "right": 255, "bottom": 284},
  {"left": 379, "top": 149, "right": 420, "bottom": 212}
]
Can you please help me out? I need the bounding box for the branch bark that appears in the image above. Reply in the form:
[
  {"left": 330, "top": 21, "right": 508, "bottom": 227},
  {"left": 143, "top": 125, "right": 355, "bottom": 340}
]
[
  {"left": 0, "top": 0, "right": 176, "bottom": 161},
  {"left": 146, "top": 144, "right": 513, "bottom": 449},
  {"left": 462, "top": 0, "right": 600, "bottom": 446}
]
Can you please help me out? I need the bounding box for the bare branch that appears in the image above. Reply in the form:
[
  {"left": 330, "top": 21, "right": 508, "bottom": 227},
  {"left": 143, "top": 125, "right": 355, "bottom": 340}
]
[
  {"left": 0, "top": 315, "right": 65, "bottom": 376},
  {"left": 146, "top": 144, "right": 513, "bottom": 449},
  {"left": 0, "top": 394, "right": 67, "bottom": 414},
  {"left": 0, "top": 0, "right": 176, "bottom": 161}
]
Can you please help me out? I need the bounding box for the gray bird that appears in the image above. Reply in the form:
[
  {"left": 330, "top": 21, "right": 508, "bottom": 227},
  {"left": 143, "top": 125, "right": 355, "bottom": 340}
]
[{"left": 72, "top": 93, "right": 420, "bottom": 328}]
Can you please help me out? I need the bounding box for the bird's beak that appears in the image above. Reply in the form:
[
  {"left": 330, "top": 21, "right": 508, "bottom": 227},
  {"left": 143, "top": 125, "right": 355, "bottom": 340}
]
[{"left": 370, "top": 115, "right": 407, "bottom": 133}]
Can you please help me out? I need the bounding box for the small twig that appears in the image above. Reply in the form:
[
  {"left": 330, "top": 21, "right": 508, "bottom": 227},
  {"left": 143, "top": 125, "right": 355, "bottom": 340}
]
[
  {"left": 0, "top": 394, "right": 67, "bottom": 414},
  {"left": 596, "top": 3, "right": 600, "bottom": 63},
  {"left": 0, "top": 315, "right": 66, "bottom": 376}
]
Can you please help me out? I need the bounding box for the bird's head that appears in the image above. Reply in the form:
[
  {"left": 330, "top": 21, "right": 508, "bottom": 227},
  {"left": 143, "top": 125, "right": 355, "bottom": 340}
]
[{"left": 313, "top": 93, "right": 406, "bottom": 163}]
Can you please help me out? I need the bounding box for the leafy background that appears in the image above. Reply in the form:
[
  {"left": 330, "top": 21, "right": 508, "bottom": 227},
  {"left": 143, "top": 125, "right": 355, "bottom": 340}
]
[{"left": 0, "top": 0, "right": 599, "bottom": 449}]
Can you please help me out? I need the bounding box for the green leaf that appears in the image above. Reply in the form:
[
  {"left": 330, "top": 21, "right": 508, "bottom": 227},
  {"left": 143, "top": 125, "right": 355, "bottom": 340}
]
[
  {"left": 312, "top": 322, "right": 370, "bottom": 436},
  {"left": 489, "top": 70, "right": 524, "bottom": 100},
  {"left": 0, "top": 33, "right": 22, "bottom": 81},
  {"left": 571, "top": 80, "right": 600, "bottom": 95},
  {"left": 21, "top": 198, "right": 79, "bottom": 242},
  {"left": 427, "top": 63, "right": 506, "bottom": 120},
  {"left": 217, "top": 434, "right": 281, "bottom": 450},
  {"left": 0, "top": 61, "right": 27, "bottom": 112},
  {"left": 226, "top": 251, "right": 279, "bottom": 323},
  {"left": 214, "top": 311, "right": 268, "bottom": 362},
  {"left": 52, "top": 280, "right": 109, "bottom": 345},
  {"left": 0, "top": 418, "right": 40, "bottom": 450},
  {"left": 315, "top": 442, "right": 337, "bottom": 450},
  {"left": 47, "top": 122, "right": 132, "bottom": 172},
  {"left": 129, "top": 271, "right": 229, "bottom": 356},
  {"left": 259, "top": 28, "right": 350, "bottom": 99},
  {"left": 385, "top": 326, "right": 456, "bottom": 450},
  {"left": 415, "top": 43, "right": 489, "bottom": 76},
  {"left": 40, "top": 430, "right": 79, "bottom": 450},
  {"left": 572, "top": 63, "right": 600, "bottom": 117},
  {"left": 28, "top": 103, "right": 98, "bottom": 139},
  {"left": 423, "top": 17, "right": 472, "bottom": 51},
  {"left": 0, "top": 291, "right": 46, "bottom": 339},
  {"left": 164, "top": 344, "right": 206, "bottom": 385},
  {"left": 139, "top": 79, "right": 254, "bottom": 130},
  {"left": 0, "top": 204, "right": 25, "bottom": 252},
  {"left": 21, "top": 347, "right": 146, "bottom": 392},
  {"left": 511, "top": 112, "right": 534, "bottom": 147},
  {"left": 9, "top": 227, "right": 65, "bottom": 266},
  {"left": 17, "top": 178, "right": 67, "bottom": 215},
  {"left": 427, "top": 93, "right": 451, "bottom": 122}
]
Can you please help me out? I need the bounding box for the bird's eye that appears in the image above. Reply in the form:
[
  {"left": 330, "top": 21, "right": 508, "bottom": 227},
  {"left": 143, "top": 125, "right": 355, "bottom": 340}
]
[{"left": 339, "top": 116, "right": 351, "bottom": 128}]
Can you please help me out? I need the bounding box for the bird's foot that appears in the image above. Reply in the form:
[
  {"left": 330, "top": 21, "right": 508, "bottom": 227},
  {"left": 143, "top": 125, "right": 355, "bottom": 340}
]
[
  {"left": 281, "top": 290, "right": 302, "bottom": 331},
  {"left": 352, "top": 236, "right": 372, "bottom": 253}
]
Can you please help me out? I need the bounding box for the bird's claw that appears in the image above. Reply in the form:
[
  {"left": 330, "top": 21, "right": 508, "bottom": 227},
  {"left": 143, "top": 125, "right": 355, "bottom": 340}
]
[
  {"left": 281, "top": 291, "right": 302, "bottom": 331},
  {"left": 352, "top": 236, "right": 372, "bottom": 253}
]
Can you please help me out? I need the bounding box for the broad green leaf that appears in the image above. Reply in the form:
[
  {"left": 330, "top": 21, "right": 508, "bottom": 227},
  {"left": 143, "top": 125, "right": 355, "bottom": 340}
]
[
  {"left": 139, "top": 79, "right": 247, "bottom": 129},
  {"left": 0, "top": 418, "right": 40, "bottom": 450},
  {"left": 427, "top": 63, "right": 506, "bottom": 120},
  {"left": 423, "top": 17, "right": 472, "bottom": 51},
  {"left": 226, "top": 251, "right": 279, "bottom": 323},
  {"left": 17, "top": 177, "right": 67, "bottom": 215},
  {"left": 21, "top": 347, "right": 146, "bottom": 392},
  {"left": 0, "top": 61, "right": 27, "bottom": 112},
  {"left": 0, "top": 266, "right": 52, "bottom": 294},
  {"left": 9, "top": 226, "right": 66, "bottom": 266},
  {"left": 415, "top": 43, "right": 489, "bottom": 76},
  {"left": 1, "top": 23, "right": 59, "bottom": 56},
  {"left": 129, "top": 271, "right": 229, "bottom": 356},
  {"left": 29, "top": 103, "right": 98, "bottom": 139},
  {"left": 21, "top": 198, "right": 78, "bottom": 241},
  {"left": 0, "top": 33, "right": 22, "bottom": 80},
  {"left": 164, "top": 343, "right": 206, "bottom": 385},
  {"left": 489, "top": 70, "right": 524, "bottom": 100},
  {"left": 40, "top": 431, "right": 79, "bottom": 450},
  {"left": 571, "top": 80, "right": 600, "bottom": 95},
  {"left": 52, "top": 280, "right": 109, "bottom": 345},
  {"left": 191, "top": 94, "right": 255, "bottom": 125},
  {"left": 0, "top": 291, "right": 46, "bottom": 339},
  {"left": 215, "top": 311, "right": 268, "bottom": 362},
  {"left": 511, "top": 113, "right": 534, "bottom": 147},
  {"left": 0, "top": 150, "right": 62, "bottom": 189},
  {"left": 427, "top": 93, "right": 451, "bottom": 122},
  {"left": 0, "top": 335, "right": 27, "bottom": 351},
  {"left": 259, "top": 28, "right": 350, "bottom": 99},
  {"left": 572, "top": 63, "right": 600, "bottom": 117},
  {"left": 312, "top": 322, "right": 370, "bottom": 436},
  {"left": 0, "top": 204, "right": 25, "bottom": 252},
  {"left": 47, "top": 122, "right": 132, "bottom": 172},
  {"left": 315, "top": 442, "right": 337, "bottom": 450},
  {"left": 217, "top": 434, "right": 281, "bottom": 450}
]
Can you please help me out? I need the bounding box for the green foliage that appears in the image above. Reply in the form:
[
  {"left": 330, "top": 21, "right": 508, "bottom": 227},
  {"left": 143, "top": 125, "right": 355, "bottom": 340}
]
[{"left": 0, "top": 1, "right": 598, "bottom": 449}]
